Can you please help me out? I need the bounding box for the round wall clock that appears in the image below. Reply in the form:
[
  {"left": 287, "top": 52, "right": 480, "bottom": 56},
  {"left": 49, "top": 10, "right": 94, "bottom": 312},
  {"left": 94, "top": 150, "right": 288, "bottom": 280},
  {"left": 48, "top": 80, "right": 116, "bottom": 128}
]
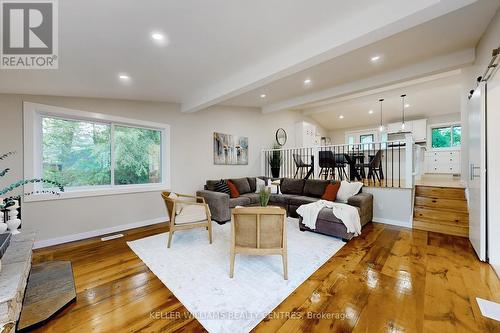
[{"left": 275, "top": 128, "right": 287, "bottom": 146}]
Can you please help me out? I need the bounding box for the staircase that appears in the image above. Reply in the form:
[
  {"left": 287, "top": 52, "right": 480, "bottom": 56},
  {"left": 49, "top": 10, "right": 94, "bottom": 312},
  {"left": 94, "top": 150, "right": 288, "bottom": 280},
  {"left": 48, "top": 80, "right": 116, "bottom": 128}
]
[{"left": 413, "top": 185, "right": 469, "bottom": 237}]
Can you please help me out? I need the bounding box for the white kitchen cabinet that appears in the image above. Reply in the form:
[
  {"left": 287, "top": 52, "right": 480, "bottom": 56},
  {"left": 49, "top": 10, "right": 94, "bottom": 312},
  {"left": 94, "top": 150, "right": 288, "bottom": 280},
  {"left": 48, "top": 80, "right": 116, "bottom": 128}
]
[
  {"left": 425, "top": 150, "right": 461, "bottom": 174},
  {"left": 387, "top": 119, "right": 427, "bottom": 142},
  {"left": 411, "top": 119, "right": 427, "bottom": 142},
  {"left": 387, "top": 121, "right": 411, "bottom": 133}
]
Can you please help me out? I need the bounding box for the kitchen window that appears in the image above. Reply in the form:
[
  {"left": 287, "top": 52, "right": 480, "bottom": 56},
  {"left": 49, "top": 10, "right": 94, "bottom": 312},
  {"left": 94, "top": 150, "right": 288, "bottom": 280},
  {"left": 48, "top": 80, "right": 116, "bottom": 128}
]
[
  {"left": 431, "top": 125, "right": 461, "bottom": 149},
  {"left": 24, "top": 102, "right": 170, "bottom": 201}
]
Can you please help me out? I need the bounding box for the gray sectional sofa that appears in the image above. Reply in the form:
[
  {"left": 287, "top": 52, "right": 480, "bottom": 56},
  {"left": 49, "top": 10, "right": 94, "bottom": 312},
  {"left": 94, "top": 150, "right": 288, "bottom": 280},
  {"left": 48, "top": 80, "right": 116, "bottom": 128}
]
[{"left": 196, "top": 177, "right": 373, "bottom": 241}]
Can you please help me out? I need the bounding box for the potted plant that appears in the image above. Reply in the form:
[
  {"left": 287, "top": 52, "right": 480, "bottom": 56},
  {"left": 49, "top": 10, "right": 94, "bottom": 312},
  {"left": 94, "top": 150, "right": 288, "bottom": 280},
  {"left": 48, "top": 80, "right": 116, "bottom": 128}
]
[
  {"left": 259, "top": 187, "right": 271, "bottom": 207},
  {"left": 268, "top": 144, "right": 282, "bottom": 178},
  {"left": 0, "top": 151, "right": 64, "bottom": 233}
]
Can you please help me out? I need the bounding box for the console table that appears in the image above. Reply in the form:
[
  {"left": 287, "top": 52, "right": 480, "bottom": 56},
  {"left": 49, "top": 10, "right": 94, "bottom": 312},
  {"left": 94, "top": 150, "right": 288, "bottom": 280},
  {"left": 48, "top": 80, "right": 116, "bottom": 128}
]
[{"left": 0, "top": 232, "right": 34, "bottom": 333}]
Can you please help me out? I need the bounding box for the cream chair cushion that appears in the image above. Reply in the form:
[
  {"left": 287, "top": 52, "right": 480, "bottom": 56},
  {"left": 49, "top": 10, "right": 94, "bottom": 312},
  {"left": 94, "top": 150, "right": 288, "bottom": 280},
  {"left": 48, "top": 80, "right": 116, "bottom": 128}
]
[{"left": 175, "top": 204, "right": 207, "bottom": 224}]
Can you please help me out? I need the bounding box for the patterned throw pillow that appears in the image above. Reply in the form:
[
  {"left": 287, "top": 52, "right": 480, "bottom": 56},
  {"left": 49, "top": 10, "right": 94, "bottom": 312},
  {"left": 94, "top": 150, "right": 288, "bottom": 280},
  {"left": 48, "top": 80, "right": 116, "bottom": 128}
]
[{"left": 214, "top": 180, "right": 230, "bottom": 195}]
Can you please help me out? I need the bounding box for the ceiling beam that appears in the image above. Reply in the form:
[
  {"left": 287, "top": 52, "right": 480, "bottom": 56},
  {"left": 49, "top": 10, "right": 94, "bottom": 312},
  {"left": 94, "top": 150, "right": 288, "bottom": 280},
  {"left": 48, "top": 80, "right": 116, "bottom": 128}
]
[
  {"left": 263, "top": 48, "right": 474, "bottom": 114},
  {"left": 181, "top": 0, "right": 477, "bottom": 113}
]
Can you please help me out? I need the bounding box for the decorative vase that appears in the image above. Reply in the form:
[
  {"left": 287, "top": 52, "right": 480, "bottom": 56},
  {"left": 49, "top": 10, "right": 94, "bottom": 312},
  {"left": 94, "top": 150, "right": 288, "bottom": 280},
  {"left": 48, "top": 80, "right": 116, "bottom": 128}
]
[
  {"left": 271, "top": 167, "right": 280, "bottom": 178},
  {"left": 6, "top": 219, "right": 20, "bottom": 235},
  {"left": 6, "top": 203, "right": 21, "bottom": 234},
  {"left": 0, "top": 223, "right": 7, "bottom": 234}
]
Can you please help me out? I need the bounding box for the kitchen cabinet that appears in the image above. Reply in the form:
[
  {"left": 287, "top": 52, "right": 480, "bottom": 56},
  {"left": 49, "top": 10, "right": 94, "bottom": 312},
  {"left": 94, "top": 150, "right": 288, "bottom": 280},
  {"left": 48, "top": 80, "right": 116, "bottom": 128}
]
[
  {"left": 411, "top": 119, "right": 427, "bottom": 142},
  {"left": 387, "top": 119, "right": 427, "bottom": 142},
  {"left": 425, "top": 150, "right": 461, "bottom": 174}
]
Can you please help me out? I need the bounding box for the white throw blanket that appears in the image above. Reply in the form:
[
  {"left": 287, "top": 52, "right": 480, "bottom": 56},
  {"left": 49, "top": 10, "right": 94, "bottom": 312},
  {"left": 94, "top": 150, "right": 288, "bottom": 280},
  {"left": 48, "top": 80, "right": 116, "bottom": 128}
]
[{"left": 296, "top": 200, "right": 362, "bottom": 236}]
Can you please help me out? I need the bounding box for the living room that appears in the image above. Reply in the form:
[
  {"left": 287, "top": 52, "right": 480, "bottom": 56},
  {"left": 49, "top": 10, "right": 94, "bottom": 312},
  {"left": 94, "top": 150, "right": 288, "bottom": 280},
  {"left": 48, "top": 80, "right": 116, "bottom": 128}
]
[{"left": 1, "top": 1, "right": 500, "bottom": 332}]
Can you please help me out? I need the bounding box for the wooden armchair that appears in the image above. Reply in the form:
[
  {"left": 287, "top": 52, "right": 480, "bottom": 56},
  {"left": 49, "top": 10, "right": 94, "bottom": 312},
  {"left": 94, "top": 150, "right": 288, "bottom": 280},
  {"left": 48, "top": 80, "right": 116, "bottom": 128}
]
[
  {"left": 161, "top": 191, "right": 213, "bottom": 248},
  {"left": 230, "top": 207, "right": 288, "bottom": 279}
]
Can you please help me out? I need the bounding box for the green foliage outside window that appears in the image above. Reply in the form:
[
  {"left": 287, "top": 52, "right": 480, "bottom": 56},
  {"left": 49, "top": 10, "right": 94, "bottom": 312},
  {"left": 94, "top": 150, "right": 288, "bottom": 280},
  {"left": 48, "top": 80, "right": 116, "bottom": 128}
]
[
  {"left": 42, "top": 117, "right": 162, "bottom": 188},
  {"left": 431, "top": 125, "right": 461, "bottom": 148},
  {"left": 42, "top": 117, "right": 111, "bottom": 187},
  {"left": 114, "top": 126, "right": 161, "bottom": 185},
  {"left": 452, "top": 126, "right": 461, "bottom": 147}
]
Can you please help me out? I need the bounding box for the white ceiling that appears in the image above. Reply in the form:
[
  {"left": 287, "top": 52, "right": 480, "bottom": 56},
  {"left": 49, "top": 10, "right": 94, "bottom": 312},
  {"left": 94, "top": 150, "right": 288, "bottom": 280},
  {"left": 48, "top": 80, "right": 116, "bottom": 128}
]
[
  {"left": 223, "top": 1, "right": 495, "bottom": 108},
  {"left": 0, "top": 0, "right": 498, "bottom": 113},
  {"left": 306, "top": 71, "right": 463, "bottom": 130}
]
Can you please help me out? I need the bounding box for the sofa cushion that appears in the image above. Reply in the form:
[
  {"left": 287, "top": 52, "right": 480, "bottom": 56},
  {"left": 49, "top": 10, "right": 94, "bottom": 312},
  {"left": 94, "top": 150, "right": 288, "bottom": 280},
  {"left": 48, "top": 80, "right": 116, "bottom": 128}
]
[
  {"left": 303, "top": 179, "right": 330, "bottom": 198},
  {"left": 206, "top": 179, "right": 220, "bottom": 191},
  {"left": 230, "top": 178, "right": 251, "bottom": 194},
  {"left": 247, "top": 177, "right": 256, "bottom": 192},
  {"left": 322, "top": 182, "right": 341, "bottom": 201},
  {"left": 213, "top": 180, "right": 230, "bottom": 195},
  {"left": 254, "top": 178, "right": 266, "bottom": 193},
  {"left": 240, "top": 193, "right": 260, "bottom": 204},
  {"left": 229, "top": 197, "right": 252, "bottom": 208},
  {"left": 280, "top": 178, "right": 305, "bottom": 195},
  {"left": 227, "top": 180, "right": 240, "bottom": 198},
  {"left": 337, "top": 181, "right": 363, "bottom": 203},
  {"left": 268, "top": 193, "right": 297, "bottom": 205},
  {"left": 288, "top": 195, "right": 319, "bottom": 207}
]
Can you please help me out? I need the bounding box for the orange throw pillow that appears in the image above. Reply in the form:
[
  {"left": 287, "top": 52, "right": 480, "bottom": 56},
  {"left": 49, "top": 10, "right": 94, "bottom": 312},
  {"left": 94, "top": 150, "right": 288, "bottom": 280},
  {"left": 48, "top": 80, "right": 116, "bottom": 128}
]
[
  {"left": 227, "top": 180, "right": 240, "bottom": 198},
  {"left": 322, "top": 182, "right": 341, "bottom": 201}
]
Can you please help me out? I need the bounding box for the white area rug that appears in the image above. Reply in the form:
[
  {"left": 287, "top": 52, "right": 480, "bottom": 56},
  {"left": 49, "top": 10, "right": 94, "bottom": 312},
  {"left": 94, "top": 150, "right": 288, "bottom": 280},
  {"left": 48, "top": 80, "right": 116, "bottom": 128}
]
[{"left": 127, "top": 218, "right": 345, "bottom": 333}]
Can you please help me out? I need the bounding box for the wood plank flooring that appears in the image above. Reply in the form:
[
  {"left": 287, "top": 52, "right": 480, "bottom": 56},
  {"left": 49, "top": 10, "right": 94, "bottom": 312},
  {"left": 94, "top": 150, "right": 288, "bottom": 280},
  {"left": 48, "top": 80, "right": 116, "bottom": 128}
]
[{"left": 29, "top": 222, "right": 500, "bottom": 333}]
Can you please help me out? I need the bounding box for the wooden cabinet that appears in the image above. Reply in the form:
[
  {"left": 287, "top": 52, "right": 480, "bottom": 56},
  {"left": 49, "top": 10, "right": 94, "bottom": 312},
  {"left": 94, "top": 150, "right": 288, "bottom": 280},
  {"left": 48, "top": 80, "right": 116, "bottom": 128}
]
[{"left": 425, "top": 150, "right": 461, "bottom": 174}]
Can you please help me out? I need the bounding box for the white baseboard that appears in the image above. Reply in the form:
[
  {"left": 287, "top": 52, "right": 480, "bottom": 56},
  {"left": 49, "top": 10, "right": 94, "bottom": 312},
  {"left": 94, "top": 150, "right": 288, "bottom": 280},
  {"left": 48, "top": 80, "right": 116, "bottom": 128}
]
[
  {"left": 373, "top": 217, "right": 412, "bottom": 228},
  {"left": 33, "top": 216, "right": 168, "bottom": 249}
]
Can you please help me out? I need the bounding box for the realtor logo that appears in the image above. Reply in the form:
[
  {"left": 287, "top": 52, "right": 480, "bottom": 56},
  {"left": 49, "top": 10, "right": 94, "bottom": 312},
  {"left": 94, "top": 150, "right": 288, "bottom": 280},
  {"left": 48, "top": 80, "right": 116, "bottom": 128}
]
[{"left": 1, "top": 0, "right": 58, "bottom": 69}]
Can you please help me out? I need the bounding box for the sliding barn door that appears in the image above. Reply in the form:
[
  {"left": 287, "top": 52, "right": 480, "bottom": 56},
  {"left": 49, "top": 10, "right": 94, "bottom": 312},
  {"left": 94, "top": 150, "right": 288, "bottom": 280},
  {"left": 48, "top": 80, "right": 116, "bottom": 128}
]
[{"left": 468, "top": 82, "right": 487, "bottom": 261}]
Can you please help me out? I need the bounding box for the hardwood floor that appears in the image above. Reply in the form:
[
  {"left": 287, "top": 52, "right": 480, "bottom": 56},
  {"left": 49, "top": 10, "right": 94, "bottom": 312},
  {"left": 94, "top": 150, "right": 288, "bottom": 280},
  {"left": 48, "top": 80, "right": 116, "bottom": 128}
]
[{"left": 29, "top": 222, "right": 500, "bottom": 333}]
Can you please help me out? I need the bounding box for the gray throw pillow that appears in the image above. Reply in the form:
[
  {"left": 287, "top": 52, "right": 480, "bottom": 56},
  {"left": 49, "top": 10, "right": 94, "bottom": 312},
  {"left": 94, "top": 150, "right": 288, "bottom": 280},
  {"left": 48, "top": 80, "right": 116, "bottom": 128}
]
[{"left": 230, "top": 178, "right": 251, "bottom": 194}]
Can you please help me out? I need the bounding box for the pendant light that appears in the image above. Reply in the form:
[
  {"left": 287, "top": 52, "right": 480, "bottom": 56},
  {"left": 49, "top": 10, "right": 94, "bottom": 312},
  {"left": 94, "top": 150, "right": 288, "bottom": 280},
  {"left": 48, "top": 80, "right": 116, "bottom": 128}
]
[
  {"left": 401, "top": 94, "right": 407, "bottom": 130},
  {"left": 378, "top": 98, "right": 385, "bottom": 132}
]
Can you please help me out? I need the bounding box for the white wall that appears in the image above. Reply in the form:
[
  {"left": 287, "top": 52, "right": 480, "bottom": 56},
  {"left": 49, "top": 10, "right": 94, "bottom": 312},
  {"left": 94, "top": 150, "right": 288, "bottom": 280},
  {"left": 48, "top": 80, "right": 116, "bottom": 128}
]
[
  {"left": 0, "top": 94, "right": 324, "bottom": 244},
  {"left": 460, "top": 7, "right": 500, "bottom": 271},
  {"left": 427, "top": 113, "right": 461, "bottom": 125},
  {"left": 363, "top": 187, "right": 413, "bottom": 228}
]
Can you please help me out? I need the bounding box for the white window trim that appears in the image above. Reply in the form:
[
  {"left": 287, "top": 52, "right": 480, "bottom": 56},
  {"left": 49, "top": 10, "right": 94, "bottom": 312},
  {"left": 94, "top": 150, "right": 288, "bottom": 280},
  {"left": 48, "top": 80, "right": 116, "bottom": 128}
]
[
  {"left": 23, "top": 102, "right": 171, "bottom": 202},
  {"left": 428, "top": 121, "right": 461, "bottom": 151}
]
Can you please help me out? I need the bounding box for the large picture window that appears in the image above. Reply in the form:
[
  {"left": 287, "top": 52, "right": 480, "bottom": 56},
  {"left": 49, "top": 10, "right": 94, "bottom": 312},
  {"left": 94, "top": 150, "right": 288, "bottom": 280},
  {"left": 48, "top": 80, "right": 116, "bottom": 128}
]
[
  {"left": 42, "top": 117, "right": 112, "bottom": 187},
  {"left": 113, "top": 125, "right": 162, "bottom": 185},
  {"left": 431, "top": 125, "right": 461, "bottom": 149},
  {"left": 24, "top": 103, "right": 170, "bottom": 201}
]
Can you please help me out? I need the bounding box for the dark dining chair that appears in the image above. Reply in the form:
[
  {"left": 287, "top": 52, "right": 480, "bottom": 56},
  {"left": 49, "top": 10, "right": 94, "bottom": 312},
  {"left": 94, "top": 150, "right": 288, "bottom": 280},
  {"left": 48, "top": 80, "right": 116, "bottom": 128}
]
[
  {"left": 319, "top": 151, "right": 336, "bottom": 179},
  {"left": 357, "top": 150, "right": 383, "bottom": 183},
  {"left": 334, "top": 154, "right": 349, "bottom": 180},
  {"left": 293, "top": 153, "right": 312, "bottom": 179}
]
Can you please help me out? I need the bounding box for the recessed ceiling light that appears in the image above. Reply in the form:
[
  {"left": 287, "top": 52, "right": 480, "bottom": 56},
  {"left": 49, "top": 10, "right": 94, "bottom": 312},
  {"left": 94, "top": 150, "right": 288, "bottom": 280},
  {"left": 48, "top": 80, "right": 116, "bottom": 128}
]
[
  {"left": 260, "top": 94, "right": 267, "bottom": 99},
  {"left": 151, "top": 32, "right": 169, "bottom": 46},
  {"left": 405, "top": 103, "right": 410, "bottom": 108},
  {"left": 304, "top": 79, "right": 312, "bottom": 85},
  {"left": 118, "top": 74, "right": 130, "bottom": 80},
  {"left": 368, "top": 110, "right": 374, "bottom": 114},
  {"left": 339, "top": 115, "right": 344, "bottom": 119},
  {"left": 152, "top": 33, "right": 164, "bottom": 40},
  {"left": 371, "top": 55, "right": 381, "bottom": 62}
]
